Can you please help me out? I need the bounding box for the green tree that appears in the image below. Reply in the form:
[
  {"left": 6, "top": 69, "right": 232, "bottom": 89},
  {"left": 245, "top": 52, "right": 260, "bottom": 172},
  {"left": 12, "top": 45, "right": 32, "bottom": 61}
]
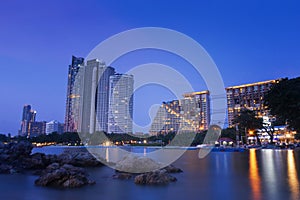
[
  {"left": 233, "top": 109, "right": 263, "bottom": 145},
  {"left": 221, "top": 128, "right": 237, "bottom": 141},
  {"left": 0, "top": 134, "right": 8, "bottom": 142},
  {"left": 265, "top": 77, "right": 300, "bottom": 133}
]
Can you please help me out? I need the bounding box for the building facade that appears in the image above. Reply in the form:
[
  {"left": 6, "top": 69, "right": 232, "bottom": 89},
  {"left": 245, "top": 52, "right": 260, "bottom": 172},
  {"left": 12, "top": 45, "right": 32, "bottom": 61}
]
[
  {"left": 149, "top": 100, "right": 181, "bottom": 135},
  {"left": 96, "top": 66, "right": 115, "bottom": 132},
  {"left": 46, "top": 120, "right": 64, "bottom": 134},
  {"left": 80, "top": 59, "right": 116, "bottom": 134},
  {"left": 64, "top": 56, "right": 84, "bottom": 133},
  {"left": 180, "top": 91, "right": 210, "bottom": 132},
  {"left": 80, "top": 59, "right": 103, "bottom": 134},
  {"left": 28, "top": 121, "right": 46, "bottom": 137},
  {"left": 226, "top": 79, "right": 280, "bottom": 127},
  {"left": 108, "top": 74, "right": 134, "bottom": 134},
  {"left": 20, "top": 104, "right": 36, "bottom": 137}
]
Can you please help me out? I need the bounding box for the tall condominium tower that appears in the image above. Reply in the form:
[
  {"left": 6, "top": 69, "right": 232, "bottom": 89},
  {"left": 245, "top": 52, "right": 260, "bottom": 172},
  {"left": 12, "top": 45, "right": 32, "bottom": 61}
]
[
  {"left": 96, "top": 66, "right": 115, "bottom": 132},
  {"left": 64, "top": 56, "right": 84, "bottom": 133},
  {"left": 226, "top": 79, "right": 280, "bottom": 127},
  {"left": 180, "top": 90, "right": 210, "bottom": 132},
  {"left": 20, "top": 104, "right": 36, "bottom": 136},
  {"left": 108, "top": 74, "right": 134, "bottom": 134},
  {"left": 80, "top": 59, "right": 115, "bottom": 134}
]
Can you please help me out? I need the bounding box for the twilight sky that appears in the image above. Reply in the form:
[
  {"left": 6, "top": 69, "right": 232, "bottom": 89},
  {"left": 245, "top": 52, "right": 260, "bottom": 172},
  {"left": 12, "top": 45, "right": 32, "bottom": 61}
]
[{"left": 0, "top": 0, "right": 300, "bottom": 135}]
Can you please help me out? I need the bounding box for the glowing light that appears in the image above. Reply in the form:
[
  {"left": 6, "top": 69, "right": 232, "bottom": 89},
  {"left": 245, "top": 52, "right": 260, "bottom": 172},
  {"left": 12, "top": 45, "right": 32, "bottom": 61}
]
[
  {"left": 249, "top": 149, "right": 261, "bottom": 200},
  {"left": 287, "top": 150, "right": 300, "bottom": 199}
]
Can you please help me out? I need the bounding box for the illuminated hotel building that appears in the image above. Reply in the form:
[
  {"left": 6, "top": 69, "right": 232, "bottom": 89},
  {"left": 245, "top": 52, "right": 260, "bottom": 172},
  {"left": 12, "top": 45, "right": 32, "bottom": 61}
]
[
  {"left": 149, "top": 105, "right": 168, "bottom": 135},
  {"left": 226, "top": 79, "right": 280, "bottom": 127},
  {"left": 181, "top": 90, "right": 210, "bottom": 132},
  {"left": 163, "top": 100, "right": 181, "bottom": 133},
  {"left": 149, "top": 100, "right": 181, "bottom": 135},
  {"left": 64, "top": 56, "right": 84, "bottom": 133},
  {"left": 108, "top": 74, "right": 134, "bottom": 134}
]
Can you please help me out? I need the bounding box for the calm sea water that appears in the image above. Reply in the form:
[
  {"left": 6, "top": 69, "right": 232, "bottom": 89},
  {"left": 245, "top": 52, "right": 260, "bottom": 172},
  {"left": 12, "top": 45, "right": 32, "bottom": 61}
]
[{"left": 0, "top": 147, "right": 299, "bottom": 200}]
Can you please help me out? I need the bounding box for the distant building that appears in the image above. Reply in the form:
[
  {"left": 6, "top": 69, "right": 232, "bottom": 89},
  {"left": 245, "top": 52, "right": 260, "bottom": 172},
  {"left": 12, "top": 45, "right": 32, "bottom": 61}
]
[
  {"left": 149, "top": 105, "right": 168, "bottom": 135},
  {"left": 226, "top": 79, "right": 280, "bottom": 127},
  {"left": 64, "top": 56, "right": 84, "bottom": 133},
  {"left": 46, "top": 120, "right": 64, "bottom": 134},
  {"left": 20, "top": 104, "right": 37, "bottom": 137},
  {"left": 28, "top": 121, "right": 46, "bottom": 137},
  {"left": 181, "top": 91, "right": 210, "bottom": 132},
  {"left": 108, "top": 74, "right": 134, "bottom": 134},
  {"left": 149, "top": 100, "right": 181, "bottom": 135},
  {"left": 149, "top": 91, "right": 210, "bottom": 135}
]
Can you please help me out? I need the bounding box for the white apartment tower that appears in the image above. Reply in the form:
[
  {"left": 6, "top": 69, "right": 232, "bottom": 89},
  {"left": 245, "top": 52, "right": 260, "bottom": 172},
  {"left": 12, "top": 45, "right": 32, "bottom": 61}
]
[{"left": 108, "top": 74, "right": 134, "bottom": 134}]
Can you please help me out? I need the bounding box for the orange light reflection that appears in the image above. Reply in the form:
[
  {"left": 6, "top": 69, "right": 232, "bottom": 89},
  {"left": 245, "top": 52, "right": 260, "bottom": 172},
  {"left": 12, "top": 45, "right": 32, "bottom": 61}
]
[{"left": 249, "top": 149, "right": 262, "bottom": 200}]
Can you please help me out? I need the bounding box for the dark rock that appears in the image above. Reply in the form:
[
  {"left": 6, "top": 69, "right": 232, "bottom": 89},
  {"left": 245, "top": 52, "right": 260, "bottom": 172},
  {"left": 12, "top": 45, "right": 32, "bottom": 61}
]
[
  {"left": 35, "top": 164, "right": 95, "bottom": 188},
  {"left": 46, "top": 163, "right": 60, "bottom": 171},
  {"left": 0, "top": 164, "right": 13, "bottom": 174},
  {"left": 44, "top": 154, "right": 58, "bottom": 164},
  {"left": 134, "top": 170, "right": 177, "bottom": 185},
  {"left": 0, "top": 154, "right": 10, "bottom": 162},
  {"left": 113, "top": 173, "right": 133, "bottom": 180},
  {"left": 9, "top": 141, "right": 33, "bottom": 157},
  {"left": 163, "top": 165, "right": 183, "bottom": 173},
  {"left": 22, "top": 153, "right": 47, "bottom": 169},
  {"left": 57, "top": 152, "right": 102, "bottom": 167},
  {"left": 0, "top": 142, "right": 102, "bottom": 176}
]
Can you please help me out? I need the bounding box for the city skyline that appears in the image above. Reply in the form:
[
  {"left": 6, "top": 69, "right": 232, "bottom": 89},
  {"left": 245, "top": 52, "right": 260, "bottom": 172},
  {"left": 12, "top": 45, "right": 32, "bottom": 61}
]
[{"left": 1, "top": 1, "right": 300, "bottom": 135}]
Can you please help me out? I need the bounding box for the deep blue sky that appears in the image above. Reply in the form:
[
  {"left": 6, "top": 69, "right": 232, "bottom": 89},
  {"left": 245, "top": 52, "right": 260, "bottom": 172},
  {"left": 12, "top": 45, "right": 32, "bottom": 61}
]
[{"left": 1, "top": 0, "right": 300, "bottom": 135}]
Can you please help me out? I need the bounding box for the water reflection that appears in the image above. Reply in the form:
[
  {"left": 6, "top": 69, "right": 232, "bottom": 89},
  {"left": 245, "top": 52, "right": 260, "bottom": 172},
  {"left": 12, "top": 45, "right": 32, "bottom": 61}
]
[
  {"left": 249, "top": 149, "right": 261, "bottom": 200},
  {"left": 287, "top": 150, "right": 300, "bottom": 200},
  {"left": 105, "top": 147, "right": 109, "bottom": 162}
]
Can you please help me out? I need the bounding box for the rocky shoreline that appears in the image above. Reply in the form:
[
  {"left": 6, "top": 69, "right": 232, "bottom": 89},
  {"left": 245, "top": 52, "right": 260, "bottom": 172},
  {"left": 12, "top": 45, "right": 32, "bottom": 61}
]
[
  {"left": 0, "top": 141, "right": 101, "bottom": 188},
  {"left": 113, "top": 164, "right": 182, "bottom": 185},
  {"left": 0, "top": 142, "right": 183, "bottom": 188}
]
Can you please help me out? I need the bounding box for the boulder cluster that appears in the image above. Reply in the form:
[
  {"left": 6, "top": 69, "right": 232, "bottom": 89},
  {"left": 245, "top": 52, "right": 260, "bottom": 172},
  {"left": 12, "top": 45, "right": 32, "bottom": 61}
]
[
  {"left": 0, "top": 142, "right": 100, "bottom": 188},
  {"left": 113, "top": 165, "right": 182, "bottom": 185},
  {"left": 34, "top": 163, "right": 95, "bottom": 188}
]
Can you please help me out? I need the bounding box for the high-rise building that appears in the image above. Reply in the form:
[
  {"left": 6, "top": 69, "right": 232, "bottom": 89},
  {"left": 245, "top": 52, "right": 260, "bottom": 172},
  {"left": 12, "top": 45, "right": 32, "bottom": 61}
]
[
  {"left": 64, "top": 56, "right": 84, "bottom": 133},
  {"left": 108, "top": 74, "right": 134, "bottom": 134},
  {"left": 80, "top": 59, "right": 102, "bottom": 134},
  {"left": 149, "top": 105, "right": 168, "bottom": 135},
  {"left": 163, "top": 100, "right": 181, "bottom": 133},
  {"left": 149, "top": 100, "right": 181, "bottom": 135},
  {"left": 46, "top": 120, "right": 64, "bottom": 134},
  {"left": 180, "top": 91, "right": 210, "bottom": 132},
  {"left": 226, "top": 79, "right": 280, "bottom": 127},
  {"left": 80, "top": 59, "right": 115, "bottom": 134},
  {"left": 96, "top": 66, "right": 115, "bottom": 132},
  {"left": 20, "top": 104, "right": 36, "bottom": 137},
  {"left": 28, "top": 121, "right": 46, "bottom": 137}
]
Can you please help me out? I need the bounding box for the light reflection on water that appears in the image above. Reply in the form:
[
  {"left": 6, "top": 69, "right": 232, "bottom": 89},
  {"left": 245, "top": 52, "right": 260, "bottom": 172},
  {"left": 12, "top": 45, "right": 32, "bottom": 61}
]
[
  {"left": 249, "top": 149, "right": 261, "bottom": 200},
  {"left": 287, "top": 150, "right": 300, "bottom": 200},
  {"left": 248, "top": 149, "right": 300, "bottom": 200}
]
